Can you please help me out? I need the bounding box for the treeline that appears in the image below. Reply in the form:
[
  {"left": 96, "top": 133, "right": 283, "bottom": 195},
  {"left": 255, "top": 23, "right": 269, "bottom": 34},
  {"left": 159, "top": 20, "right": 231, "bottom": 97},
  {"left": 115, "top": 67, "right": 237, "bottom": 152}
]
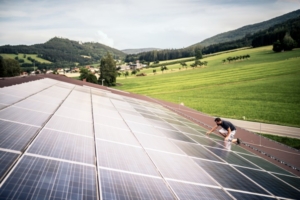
[
  {"left": 251, "top": 16, "right": 300, "bottom": 48},
  {"left": 125, "top": 16, "right": 300, "bottom": 62},
  {"left": 0, "top": 56, "right": 21, "bottom": 77},
  {"left": 125, "top": 47, "right": 198, "bottom": 63}
]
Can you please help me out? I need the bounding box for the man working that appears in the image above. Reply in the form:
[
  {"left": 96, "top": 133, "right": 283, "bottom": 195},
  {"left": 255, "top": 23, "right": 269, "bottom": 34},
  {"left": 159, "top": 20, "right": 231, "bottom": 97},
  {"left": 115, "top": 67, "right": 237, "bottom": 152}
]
[{"left": 206, "top": 117, "right": 240, "bottom": 145}]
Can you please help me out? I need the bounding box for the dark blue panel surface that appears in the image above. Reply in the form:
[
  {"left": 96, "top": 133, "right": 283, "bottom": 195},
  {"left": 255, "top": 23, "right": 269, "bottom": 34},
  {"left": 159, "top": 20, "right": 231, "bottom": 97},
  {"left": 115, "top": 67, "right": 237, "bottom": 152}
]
[
  {"left": 193, "top": 159, "right": 268, "bottom": 194},
  {"left": 0, "top": 120, "right": 40, "bottom": 151},
  {"left": 206, "top": 147, "right": 259, "bottom": 169},
  {"left": 0, "top": 150, "right": 19, "bottom": 178},
  {"left": 273, "top": 174, "right": 300, "bottom": 190},
  {"left": 236, "top": 166, "right": 300, "bottom": 199},
  {"left": 100, "top": 169, "right": 175, "bottom": 200},
  {"left": 0, "top": 156, "right": 97, "bottom": 200},
  {"left": 229, "top": 191, "right": 276, "bottom": 200}
]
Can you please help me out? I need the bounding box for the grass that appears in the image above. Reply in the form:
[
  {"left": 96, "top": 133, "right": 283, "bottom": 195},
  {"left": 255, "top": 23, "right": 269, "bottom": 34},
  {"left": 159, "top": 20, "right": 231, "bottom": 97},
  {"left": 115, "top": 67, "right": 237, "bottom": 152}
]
[
  {"left": 116, "top": 46, "right": 300, "bottom": 127},
  {"left": 0, "top": 53, "right": 52, "bottom": 64},
  {"left": 258, "top": 133, "right": 300, "bottom": 149}
]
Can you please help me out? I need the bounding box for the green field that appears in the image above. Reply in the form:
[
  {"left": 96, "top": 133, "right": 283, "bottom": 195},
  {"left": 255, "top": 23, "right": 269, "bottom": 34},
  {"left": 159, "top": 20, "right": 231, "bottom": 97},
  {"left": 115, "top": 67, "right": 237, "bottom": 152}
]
[
  {"left": 0, "top": 53, "right": 51, "bottom": 64},
  {"left": 116, "top": 46, "right": 300, "bottom": 127}
]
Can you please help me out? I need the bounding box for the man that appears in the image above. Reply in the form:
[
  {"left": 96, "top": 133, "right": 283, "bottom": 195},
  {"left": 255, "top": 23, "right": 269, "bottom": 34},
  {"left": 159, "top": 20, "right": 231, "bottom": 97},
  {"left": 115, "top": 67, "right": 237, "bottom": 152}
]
[{"left": 206, "top": 117, "right": 240, "bottom": 145}]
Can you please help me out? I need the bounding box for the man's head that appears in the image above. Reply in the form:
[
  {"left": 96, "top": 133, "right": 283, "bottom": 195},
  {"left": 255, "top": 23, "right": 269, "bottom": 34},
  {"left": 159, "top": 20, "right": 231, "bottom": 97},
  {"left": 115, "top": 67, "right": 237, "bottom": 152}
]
[{"left": 214, "top": 117, "right": 222, "bottom": 125}]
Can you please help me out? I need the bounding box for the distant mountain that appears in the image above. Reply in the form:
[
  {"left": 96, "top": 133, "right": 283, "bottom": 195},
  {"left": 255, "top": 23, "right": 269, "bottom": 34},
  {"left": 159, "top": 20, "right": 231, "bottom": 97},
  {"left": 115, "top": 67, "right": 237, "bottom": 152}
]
[
  {"left": 190, "top": 9, "right": 300, "bottom": 47},
  {"left": 0, "top": 37, "right": 126, "bottom": 65},
  {"left": 121, "top": 48, "right": 161, "bottom": 54}
]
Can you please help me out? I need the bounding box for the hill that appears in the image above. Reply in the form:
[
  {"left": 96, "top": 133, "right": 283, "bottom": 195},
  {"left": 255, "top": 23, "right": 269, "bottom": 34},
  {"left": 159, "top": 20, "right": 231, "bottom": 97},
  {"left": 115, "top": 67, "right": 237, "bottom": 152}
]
[
  {"left": 0, "top": 37, "right": 126, "bottom": 66},
  {"left": 121, "top": 48, "right": 161, "bottom": 54},
  {"left": 191, "top": 9, "right": 300, "bottom": 47},
  {"left": 117, "top": 46, "right": 300, "bottom": 127}
]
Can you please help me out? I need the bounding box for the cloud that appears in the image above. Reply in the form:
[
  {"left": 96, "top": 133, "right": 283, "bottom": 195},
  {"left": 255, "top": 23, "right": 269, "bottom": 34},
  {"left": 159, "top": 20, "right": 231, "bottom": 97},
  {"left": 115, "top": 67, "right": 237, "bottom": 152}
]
[
  {"left": 0, "top": 0, "right": 299, "bottom": 49},
  {"left": 96, "top": 30, "right": 114, "bottom": 47}
]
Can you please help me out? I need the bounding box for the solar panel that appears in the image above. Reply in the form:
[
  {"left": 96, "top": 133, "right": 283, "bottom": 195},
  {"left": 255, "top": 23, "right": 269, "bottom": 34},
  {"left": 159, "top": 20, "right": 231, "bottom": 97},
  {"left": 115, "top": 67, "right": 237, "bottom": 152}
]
[
  {"left": 237, "top": 153, "right": 293, "bottom": 175},
  {"left": 100, "top": 169, "right": 175, "bottom": 200},
  {"left": 134, "top": 132, "right": 185, "bottom": 154},
  {"left": 0, "top": 94, "right": 23, "bottom": 105},
  {"left": 126, "top": 121, "right": 166, "bottom": 137},
  {"left": 0, "top": 106, "right": 51, "bottom": 126},
  {"left": 147, "top": 119, "right": 178, "bottom": 131},
  {"left": 0, "top": 155, "right": 97, "bottom": 200},
  {"left": 173, "top": 141, "right": 223, "bottom": 162},
  {"left": 97, "top": 140, "right": 159, "bottom": 176},
  {"left": 94, "top": 124, "right": 140, "bottom": 146},
  {"left": 235, "top": 166, "right": 300, "bottom": 199},
  {"left": 167, "top": 181, "right": 232, "bottom": 200},
  {"left": 157, "top": 128, "right": 196, "bottom": 143},
  {"left": 228, "top": 191, "right": 276, "bottom": 200},
  {"left": 45, "top": 115, "right": 93, "bottom": 137},
  {"left": 272, "top": 174, "right": 300, "bottom": 190},
  {"left": 188, "top": 135, "right": 223, "bottom": 147},
  {"left": 28, "top": 129, "right": 95, "bottom": 164},
  {"left": 147, "top": 150, "right": 217, "bottom": 185},
  {"left": 14, "top": 99, "right": 59, "bottom": 114},
  {"left": 193, "top": 159, "right": 269, "bottom": 194},
  {"left": 0, "top": 78, "right": 298, "bottom": 200},
  {"left": 55, "top": 106, "right": 92, "bottom": 122},
  {"left": 95, "top": 118, "right": 129, "bottom": 132},
  {"left": 0, "top": 120, "right": 40, "bottom": 151},
  {"left": 0, "top": 150, "right": 19, "bottom": 178},
  {"left": 205, "top": 147, "right": 260, "bottom": 169}
]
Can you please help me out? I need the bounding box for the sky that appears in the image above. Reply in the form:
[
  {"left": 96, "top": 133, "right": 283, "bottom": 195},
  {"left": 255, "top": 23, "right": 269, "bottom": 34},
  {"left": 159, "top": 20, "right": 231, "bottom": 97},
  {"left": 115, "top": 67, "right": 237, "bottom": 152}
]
[{"left": 0, "top": 0, "right": 299, "bottom": 50}]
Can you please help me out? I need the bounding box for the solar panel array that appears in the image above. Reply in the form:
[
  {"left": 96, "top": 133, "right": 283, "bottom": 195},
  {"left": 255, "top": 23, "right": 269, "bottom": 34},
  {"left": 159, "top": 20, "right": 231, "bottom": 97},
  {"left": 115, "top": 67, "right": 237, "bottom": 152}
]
[{"left": 0, "top": 78, "right": 299, "bottom": 200}]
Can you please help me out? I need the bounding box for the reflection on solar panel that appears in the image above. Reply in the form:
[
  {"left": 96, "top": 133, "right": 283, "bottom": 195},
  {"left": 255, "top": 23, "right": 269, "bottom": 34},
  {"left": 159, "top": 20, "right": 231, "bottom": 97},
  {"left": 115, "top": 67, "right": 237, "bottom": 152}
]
[
  {"left": 100, "top": 169, "right": 175, "bottom": 200},
  {"left": 167, "top": 181, "right": 232, "bottom": 200},
  {"left": 0, "top": 78, "right": 299, "bottom": 199}
]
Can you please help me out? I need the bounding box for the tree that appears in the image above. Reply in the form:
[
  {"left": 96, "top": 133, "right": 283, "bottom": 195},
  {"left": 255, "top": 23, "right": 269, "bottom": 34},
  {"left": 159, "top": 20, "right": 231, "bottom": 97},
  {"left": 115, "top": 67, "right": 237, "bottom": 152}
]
[
  {"left": 131, "top": 70, "right": 137, "bottom": 75},
  {"left": 195, "top": 49, "right": 202, "bottom": 59},
  {"left": 190, "top": 63, "right": 196, "bottom": 69},
  {"left": 153, "top": 69, "right": 156, "bottom": 75},
  {"left": 86, "top": 73, "right": 97, "bottom": 84},
  {"left": 161, "top": 66, "right": 165, "bottom": 73},
  {"left": 273, "top": 40, "right": 283, "bottom": 52},
  {"left": 2, "top": 59, "right": 21, "bottom": 77},
  {"left": 79, "top": 68, "right": 90, "bottom": 80},
  {"left": 99, "top": 53, "right": 117, "bottom": 86},
  {"left": 0, "top": 56, "right": 7, "bottom": 77},
  {"left": 282, "top": 33, "right": 297, "bottom": 51},
  {"left": 222, "top": 59, "right": 226, "bottom": 64},
  {"left": 124, "top": 71, "right": 129, "bottom": 78}
]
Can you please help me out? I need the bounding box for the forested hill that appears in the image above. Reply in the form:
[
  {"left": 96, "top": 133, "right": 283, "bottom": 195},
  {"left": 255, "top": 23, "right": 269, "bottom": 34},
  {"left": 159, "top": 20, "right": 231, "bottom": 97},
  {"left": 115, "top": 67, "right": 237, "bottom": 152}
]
[
  {"left": 191, "top": 9, "right": 300, "bottom": 47},
  {"left": 0, "top": 37, "right": 126, "bottom": 65}
]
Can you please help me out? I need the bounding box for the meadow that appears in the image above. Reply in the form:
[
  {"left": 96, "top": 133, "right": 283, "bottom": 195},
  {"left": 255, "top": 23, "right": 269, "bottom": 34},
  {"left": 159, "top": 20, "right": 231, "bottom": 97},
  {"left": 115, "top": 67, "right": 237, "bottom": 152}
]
[
  {"left": 0, "top": 53, "right": 51, "bottom": 64},
  {"left": 116, "top": 46, "right": 300, "bottom": 127}
]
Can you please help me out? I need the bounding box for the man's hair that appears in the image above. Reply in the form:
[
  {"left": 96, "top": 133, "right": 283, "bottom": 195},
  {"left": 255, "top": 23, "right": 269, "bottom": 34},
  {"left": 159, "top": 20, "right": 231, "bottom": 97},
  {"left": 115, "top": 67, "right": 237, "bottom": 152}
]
[{"left": 214, "top": 117, "right": 221, "bottom": 122}]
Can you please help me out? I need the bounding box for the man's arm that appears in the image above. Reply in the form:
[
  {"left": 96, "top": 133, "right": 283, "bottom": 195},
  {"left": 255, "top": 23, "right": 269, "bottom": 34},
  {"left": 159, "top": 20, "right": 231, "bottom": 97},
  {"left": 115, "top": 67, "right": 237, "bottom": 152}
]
[{"left": 206, "top": 125, "right": 218, "bottom": 135}]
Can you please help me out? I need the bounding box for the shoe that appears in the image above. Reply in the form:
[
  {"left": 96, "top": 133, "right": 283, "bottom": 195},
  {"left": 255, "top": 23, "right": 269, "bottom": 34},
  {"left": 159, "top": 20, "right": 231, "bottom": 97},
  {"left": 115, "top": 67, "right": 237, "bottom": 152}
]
[{"left": 237, "top": 138, "right": 241, "bottom": 145}]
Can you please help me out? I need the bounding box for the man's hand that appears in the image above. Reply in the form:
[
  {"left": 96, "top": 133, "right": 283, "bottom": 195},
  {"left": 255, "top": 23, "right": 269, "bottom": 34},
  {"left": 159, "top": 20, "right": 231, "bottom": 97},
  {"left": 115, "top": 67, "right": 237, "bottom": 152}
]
[
  {"left": 206, "top": 131, "right": 210, "bottom": 136},
  {"left": 224, "top": 136, "right": 229, "bottom": 141}
]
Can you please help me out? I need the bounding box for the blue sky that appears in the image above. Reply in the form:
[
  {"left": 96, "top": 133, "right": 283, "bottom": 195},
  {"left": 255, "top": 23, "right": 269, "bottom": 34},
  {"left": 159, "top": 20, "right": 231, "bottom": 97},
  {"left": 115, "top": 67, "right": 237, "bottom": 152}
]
[{"left": 0, "top": 0, "right": 299, "bottom": 49}]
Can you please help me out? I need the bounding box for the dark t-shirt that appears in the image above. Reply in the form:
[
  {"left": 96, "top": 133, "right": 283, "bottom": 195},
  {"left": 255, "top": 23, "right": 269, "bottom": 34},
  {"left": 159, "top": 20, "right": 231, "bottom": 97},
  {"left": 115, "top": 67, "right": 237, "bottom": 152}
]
[{"left": 219, "top": 120, "right": 236, "bottom": 131}]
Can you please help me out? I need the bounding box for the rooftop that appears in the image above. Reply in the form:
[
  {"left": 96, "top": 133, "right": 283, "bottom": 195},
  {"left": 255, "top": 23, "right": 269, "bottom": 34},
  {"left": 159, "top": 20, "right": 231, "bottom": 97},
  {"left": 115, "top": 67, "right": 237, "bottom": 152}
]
[{"left": 0, "top": 74, "right": 299, "bottom": 199}]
